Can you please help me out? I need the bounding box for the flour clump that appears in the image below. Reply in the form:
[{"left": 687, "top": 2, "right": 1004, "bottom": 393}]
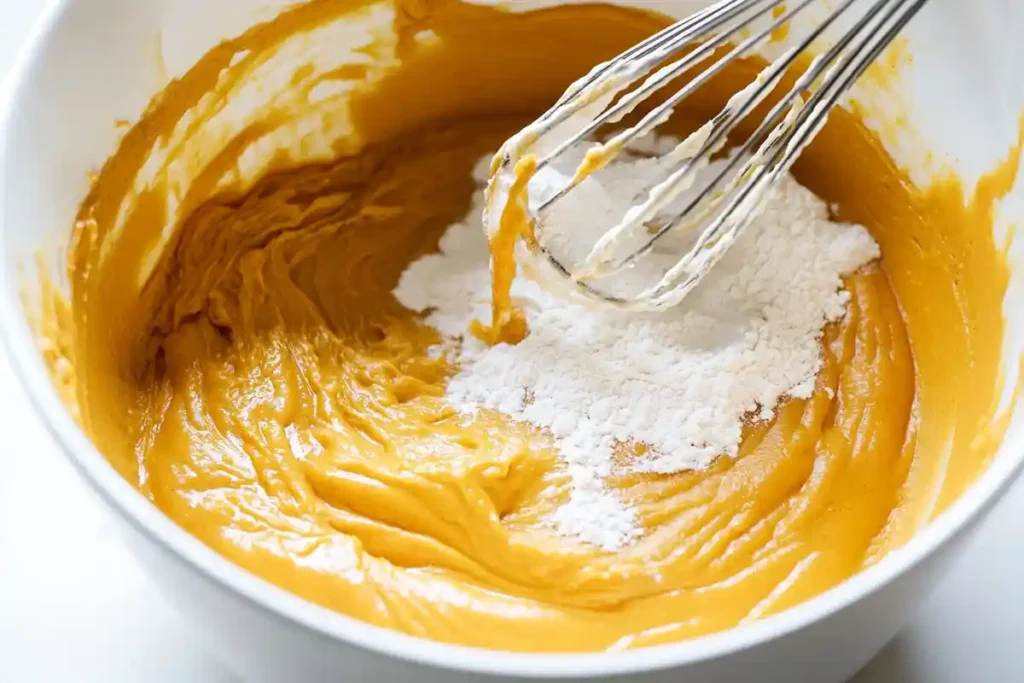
[{"left": 394, "top": 140, "right": 880, "bottom": 551}]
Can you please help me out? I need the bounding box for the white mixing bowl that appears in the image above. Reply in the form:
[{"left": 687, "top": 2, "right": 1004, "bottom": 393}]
[{"left": 2, "top": 1, "right": 1024, "bottom": 681}]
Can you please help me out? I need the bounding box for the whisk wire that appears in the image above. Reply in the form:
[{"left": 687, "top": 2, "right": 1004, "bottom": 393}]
[
  {"left": 597, "top": 0, "right": 879, "bottom": 278},
  {"left": 542, "top": 0, "right": 782, "bottom": 124},
  {"left": 568, "top": 0, "right": 868, "bottom": 279},
  {"left": 497, "top": 0, "right": 927, "bottom": 310},
  {"left": 636, "top": 0, "right": 930, "bottom": 308},
  {"left": 534, "top": 0, "right": 796, "bottom": 179}
]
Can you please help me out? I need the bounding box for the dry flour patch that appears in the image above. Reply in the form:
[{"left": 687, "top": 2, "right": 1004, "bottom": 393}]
[{"left": 394, "top": 145, "right": 879, "bottom": 551}]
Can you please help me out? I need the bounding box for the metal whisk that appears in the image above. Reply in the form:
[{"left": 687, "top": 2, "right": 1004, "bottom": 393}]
[{"left": 489, "top": 0, "right": 928, "bottom": 311}]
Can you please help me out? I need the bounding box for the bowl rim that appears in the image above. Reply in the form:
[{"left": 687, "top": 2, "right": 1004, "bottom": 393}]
[{"left": 2, "top": 0, "right": 1024, "bottom": 677}]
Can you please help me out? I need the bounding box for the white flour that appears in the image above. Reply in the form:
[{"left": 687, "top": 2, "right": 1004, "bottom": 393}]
[{"left": 393, "top": 143, "right": 879, "bottom": 551}]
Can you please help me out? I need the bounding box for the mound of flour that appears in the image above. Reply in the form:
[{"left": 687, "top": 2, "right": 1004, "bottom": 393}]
[{"left": 393, "top": 148, "right": 879, "bottom": 551}]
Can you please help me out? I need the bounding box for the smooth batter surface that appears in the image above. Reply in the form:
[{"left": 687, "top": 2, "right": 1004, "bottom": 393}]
[{"left": 40, "top": 0, "right": 1020, "bottom": 652}]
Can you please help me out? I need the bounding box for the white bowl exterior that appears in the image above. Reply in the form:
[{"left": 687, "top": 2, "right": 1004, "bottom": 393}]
[{"left": 2, "top": 0, "right": 1024, "bottom": 681}]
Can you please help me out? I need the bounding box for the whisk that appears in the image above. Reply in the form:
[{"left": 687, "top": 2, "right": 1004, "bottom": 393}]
[{"left": 489, "top": 0, "right": 928, "bottom": 311}]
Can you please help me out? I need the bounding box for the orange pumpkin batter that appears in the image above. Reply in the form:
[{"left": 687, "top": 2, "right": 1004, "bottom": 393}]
[{"left": 38, "top": 0, "right": 1020, "bottom": 653}]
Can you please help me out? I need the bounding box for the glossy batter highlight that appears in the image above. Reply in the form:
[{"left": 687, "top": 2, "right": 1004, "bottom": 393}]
[{"left": 41, "top": 0, "right": 1018, "bottom": 652}]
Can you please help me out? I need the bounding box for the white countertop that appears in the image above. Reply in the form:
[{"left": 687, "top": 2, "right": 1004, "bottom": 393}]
[{"left": 1, "top": 3, "right": 1022, "bottom": 681}]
